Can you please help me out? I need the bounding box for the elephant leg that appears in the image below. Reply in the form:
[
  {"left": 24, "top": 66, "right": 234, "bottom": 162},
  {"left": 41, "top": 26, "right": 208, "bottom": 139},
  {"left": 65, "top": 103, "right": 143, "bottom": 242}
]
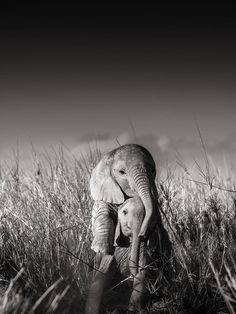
[
  {"left": 94, "top": 252, "right": 103, "bottom": 271},
  {"left": 103, "top": 247, "right": 131, "bottom": 313},
  {"left": 85, "top": 254, "right": 117, "bottom": 314},
  {"left": 91, "top": 201, "right": 117, "bottom": 254},
  {"left": 129, "top": 241, "right": 147, "bottom": 313},
  {"left": 129, "top": 268, "right": 147, "bottom": 313}
]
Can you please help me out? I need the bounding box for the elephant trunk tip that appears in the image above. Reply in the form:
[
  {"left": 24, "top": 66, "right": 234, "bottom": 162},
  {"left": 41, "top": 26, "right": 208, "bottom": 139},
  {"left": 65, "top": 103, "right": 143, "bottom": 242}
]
[{"left": 138, "top": 214, "right": 152, "bottom": 238}]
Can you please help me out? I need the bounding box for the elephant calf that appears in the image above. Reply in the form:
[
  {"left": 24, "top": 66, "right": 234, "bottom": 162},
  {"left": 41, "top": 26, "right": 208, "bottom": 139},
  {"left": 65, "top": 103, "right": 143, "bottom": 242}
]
[
  {"left": 87, "top": 144, "right": 172, "bottom": 313},
  {"left": 85, "top": 196, "right": 148, "bottom": 314},
  {"left": 116, "top": 196, "right": 147, "bottom": 312}
]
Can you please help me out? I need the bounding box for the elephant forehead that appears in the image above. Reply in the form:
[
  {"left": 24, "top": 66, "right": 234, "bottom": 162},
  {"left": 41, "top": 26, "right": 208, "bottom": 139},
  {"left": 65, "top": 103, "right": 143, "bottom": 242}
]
[
  {"left": 113, "top": 144, "right": 154, "bottom": 160},
  {"left": 119, "top": 196, "right": 145, "bottom": 214},
  {"left": 113, "top": 154, "right": 151, "bottom": 170},
  {"left": 111, "top": 145, "right": 156, "bottom": 175},
  {"left": 112, "top": 158, "right": 126, "bottom": 169}
]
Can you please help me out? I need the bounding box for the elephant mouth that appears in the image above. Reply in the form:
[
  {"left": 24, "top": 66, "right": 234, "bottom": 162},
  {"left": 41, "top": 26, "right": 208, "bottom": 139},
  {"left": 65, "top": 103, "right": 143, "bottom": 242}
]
[
  {"left": 122, "top": 188, "right": 137, "bottom": 200},
  {"left": 122, "top": 225, "right": 132, "bottom": 237}
]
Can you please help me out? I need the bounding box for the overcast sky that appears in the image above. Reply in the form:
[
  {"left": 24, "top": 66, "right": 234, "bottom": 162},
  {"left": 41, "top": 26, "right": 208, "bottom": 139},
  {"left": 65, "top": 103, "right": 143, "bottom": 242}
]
[{"left": 0, "top": 7, "right": 235, "bottom": 172}]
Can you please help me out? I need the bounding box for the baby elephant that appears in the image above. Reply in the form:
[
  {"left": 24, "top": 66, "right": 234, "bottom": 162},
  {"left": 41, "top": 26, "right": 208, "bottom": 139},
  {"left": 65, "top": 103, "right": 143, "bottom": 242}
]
[
  {"left": 85, "top": 196, "right": 148, "bottom": 314},
  {"left": 115, "top": 196, "right": 147, "bottom": 312}
]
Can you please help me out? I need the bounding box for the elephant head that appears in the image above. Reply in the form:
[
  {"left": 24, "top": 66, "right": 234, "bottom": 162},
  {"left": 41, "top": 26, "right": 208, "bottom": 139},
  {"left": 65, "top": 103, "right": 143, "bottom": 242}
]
[
  {"left": 115, "top": 196, "right": 146, "bottom": 276},
  {"left": 90, "top": 144, "right": 158, "bottom": 238}
]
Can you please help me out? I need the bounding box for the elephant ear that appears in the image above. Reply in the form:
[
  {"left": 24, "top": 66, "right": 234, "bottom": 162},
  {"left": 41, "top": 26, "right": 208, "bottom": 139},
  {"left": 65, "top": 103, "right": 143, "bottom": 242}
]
[
  {"left": 114, "top": 220, "right": 130, "bottom": 247},
  {"left": 90, "top": 154, "right": 125, "bottom": 204}
]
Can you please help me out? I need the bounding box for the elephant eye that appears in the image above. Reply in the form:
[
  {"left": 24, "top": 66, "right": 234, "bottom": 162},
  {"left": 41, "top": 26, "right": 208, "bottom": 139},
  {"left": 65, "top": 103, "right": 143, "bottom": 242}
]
[
  {"left": 122, "top": 209, "right": 128, "bottom": 215},
  {"left": 119, "top": 170, "right": 126, "bottom": 175}
]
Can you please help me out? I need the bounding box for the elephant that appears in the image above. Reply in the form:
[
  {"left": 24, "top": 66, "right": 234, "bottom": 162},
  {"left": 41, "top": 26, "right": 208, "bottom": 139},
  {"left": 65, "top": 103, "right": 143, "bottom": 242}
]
[
  {"left": 89, "top": 144, "right": 171, "bottom": 258},
  {"left": 116, "top": 196, "right": 147, "bottom": 312},
  {"left": 86, "top": 144, "right": 172, "bottom": 313},
  {"left": 85, "top": 196, "right": 148, "bottom": 314}
]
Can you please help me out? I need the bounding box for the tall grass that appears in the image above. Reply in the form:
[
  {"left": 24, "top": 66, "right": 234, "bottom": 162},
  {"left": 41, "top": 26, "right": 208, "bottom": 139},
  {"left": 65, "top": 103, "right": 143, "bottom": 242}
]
[
  {"left": 0, "top": 145, "right": 236, "bottom": 313},
  {"left": 0, "top": 147, "right": 98, "bottom": 313}
]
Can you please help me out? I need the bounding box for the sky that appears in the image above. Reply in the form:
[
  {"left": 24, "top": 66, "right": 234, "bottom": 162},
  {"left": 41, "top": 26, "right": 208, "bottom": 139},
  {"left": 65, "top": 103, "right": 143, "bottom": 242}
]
[{"left": 0, "top": 6, "right": 235, "bottom": 173}]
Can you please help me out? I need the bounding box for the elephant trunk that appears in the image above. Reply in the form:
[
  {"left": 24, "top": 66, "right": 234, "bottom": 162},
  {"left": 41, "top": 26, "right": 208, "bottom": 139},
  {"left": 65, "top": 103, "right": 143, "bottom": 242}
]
[
  {"left": 130, "top": 167, "right": 155, "bottom": 238},
  {"left": 129, "top": 209, "right": 144, "bottom": 276}
]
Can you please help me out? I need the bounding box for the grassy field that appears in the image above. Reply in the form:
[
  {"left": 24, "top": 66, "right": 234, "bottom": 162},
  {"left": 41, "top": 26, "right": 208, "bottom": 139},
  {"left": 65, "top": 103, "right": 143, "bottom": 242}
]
[{"left": 0, "top": 146, "right": 236, "bottom": 313}]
